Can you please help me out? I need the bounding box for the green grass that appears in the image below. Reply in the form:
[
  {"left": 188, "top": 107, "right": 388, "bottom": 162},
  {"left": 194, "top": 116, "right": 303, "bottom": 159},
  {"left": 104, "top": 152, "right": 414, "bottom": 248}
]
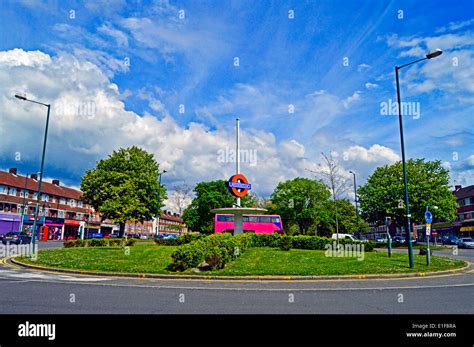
[
  {"left": 18, "top": 245, "right": 466, "bottom": 276},
  {"left": 19, "top": 244, "right": 178, "bottom": 274},
  {"left": 202, "top": 248, "right": 466, "bottom": 276}
]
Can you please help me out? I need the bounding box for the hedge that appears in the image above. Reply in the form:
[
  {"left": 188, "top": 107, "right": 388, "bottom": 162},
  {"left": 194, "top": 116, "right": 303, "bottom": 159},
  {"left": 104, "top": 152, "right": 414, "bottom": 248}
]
[
  {"left": 63, "top": 238, "right": 135, "bottom": 248},
  {"left": 154, "top": 233, "right": 204, "bottom": 246}
]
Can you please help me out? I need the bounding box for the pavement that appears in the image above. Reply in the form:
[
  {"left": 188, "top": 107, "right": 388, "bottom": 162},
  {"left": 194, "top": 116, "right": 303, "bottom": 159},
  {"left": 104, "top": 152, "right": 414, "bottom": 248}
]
[{"left": 0, "top": 242, "right": 472, "bottom": 314}]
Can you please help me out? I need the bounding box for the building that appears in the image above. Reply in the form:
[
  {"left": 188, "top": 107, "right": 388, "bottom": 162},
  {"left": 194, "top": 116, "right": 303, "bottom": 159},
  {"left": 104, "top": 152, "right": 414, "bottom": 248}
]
[
  {"left": 0, "top": 168, "right": 189, "bottom": 240},
  {"left": 453, "top": 185, "right": 474, "bottom": 237},
  {"left": 0, "top": 168, "right": 102, "bottom": 240},
  {"left": 156, "top": 210, "right": 188, "bottom": 235}
]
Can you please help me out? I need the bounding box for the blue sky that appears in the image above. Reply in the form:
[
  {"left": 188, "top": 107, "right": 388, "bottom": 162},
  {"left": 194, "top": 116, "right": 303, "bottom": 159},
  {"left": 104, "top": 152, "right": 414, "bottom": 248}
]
[{"left": 0, "top": 0, "right": 473, "bottom": 209}]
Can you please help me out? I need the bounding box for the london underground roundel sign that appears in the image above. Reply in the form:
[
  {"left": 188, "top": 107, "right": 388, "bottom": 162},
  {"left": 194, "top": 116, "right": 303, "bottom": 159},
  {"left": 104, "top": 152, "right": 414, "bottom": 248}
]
[{"left": 227, "top": 174, "right": 252, "bottom": 198}]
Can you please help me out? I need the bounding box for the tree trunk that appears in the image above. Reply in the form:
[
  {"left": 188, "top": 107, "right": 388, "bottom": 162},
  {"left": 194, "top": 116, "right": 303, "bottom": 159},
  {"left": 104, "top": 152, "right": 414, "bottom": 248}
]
[{"left": 118, "top": 222, "right": 125, "bottom": 238}]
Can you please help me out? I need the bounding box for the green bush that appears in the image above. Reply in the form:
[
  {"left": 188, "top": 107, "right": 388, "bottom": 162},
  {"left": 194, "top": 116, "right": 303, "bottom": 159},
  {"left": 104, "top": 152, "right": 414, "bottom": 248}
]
[
  {"left": 90, "top": 238, "right": 107, "bottom": 247},
  {"left": 154, "top": 233, "right": 204, "bottom": 246},
  {"left": 279, "top": 235, "right": 292, "bottom": 251},
  {"left": 292, "top": 235, "right": 329, "bottom": 250},
  {"left": 170, "top": 241, "right": 206, "bottom": 271},
  {"left": 63, "top": 240, "right": 77, "bottom": 248},
  {"left": 108, "top": 239, "right": 121, "bottom": 247},
  {"left": 124, "top": 238, "right": 136, "bottom": 247},
  {"left": 250, "top": 233, "right": 281, "bottom": 248},
  {"left": 418, "top": 247, "right": 433, "bottom": 256}
]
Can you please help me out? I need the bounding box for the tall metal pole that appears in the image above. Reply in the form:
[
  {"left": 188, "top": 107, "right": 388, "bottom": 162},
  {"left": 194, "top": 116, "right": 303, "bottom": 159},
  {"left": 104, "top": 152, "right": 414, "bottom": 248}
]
[
  {"left": 395, "top": 67, "right": 414, "bottom": 268},
  {"left": 351, "top": 172, "right": 360, "bottom": 235},
  {"left": 236, "top": 117, "right": 241, "bottom": 207},
  {"left": 18, "top": 173, "right": 29, "bottom": 233},
  {"left": 31, "top": 104, "right": 51, "bottom": 254}
]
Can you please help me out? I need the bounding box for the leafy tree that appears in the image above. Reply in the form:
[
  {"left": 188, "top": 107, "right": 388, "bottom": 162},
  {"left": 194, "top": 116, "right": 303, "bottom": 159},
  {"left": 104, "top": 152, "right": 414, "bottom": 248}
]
[
  {"left": 358, "top": 159, "right": 458, "bottom": 225},
  {"left": 182, "top": 180, "right": 254, "bottom": 234},
  {"left": 269, "top": 178, "right": 332, "bottom": 234},
  {"left": 80, "top": 146, "right": 166, "bottom": 237}
]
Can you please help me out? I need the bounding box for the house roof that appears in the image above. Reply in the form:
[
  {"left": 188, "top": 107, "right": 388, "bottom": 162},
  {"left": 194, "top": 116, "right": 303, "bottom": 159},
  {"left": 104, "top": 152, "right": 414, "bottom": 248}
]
[
  {"left": 0, "top": 171, "right": 82, "bottom": 200},
  {"left": 453, "top": 185, "right": 474, "bottom": 200}
]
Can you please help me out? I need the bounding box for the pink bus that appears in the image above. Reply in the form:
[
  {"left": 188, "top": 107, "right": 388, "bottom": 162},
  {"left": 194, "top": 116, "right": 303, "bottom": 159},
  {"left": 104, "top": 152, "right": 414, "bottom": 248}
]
[{"left": 214, "top": 214, "right": 283, "bottom": 234}]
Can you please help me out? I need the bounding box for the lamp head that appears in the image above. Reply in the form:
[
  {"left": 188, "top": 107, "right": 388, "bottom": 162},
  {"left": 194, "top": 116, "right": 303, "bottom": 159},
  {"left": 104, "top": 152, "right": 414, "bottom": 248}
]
[
  {"left": 15, "top": 94, "right": 27, "bottom": 101},
  {"left": 426, "top": 49, "right": 443, "bottom": 59}
]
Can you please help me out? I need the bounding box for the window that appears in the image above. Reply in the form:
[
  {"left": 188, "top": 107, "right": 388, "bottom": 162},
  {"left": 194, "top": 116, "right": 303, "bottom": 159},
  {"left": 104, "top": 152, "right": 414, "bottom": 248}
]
[
  {"left": 60, "top": 198, "right": 66, "bottom": 205},
  {"left": 8, "top": 187, "right": 17, "bottom": 196},
  {"left": 217, "top": 215, "right": 234, "bottom": 222},
  {"left": 33, "top": 192, "right": 38, "bottom": 200},
  {"left": 78, "top": 200, "right": 83, "bottom": 207},
  {"left": 77, "top": 213, "right": 83, "bottom": 220},
  {"left": 51, "top": 196, "right": 57, "bottom": 203},
  {"left": 58, "top": 210, "right": 65, "bottom": 218},
  {"left": 258, "top": 216, "right": 271, "bottom": 223},
  {"left": 466, "top": 198, "right": 471, "bottom": 205},
  {"left": 41, "top": 194, "right": 49, "bottom": 202},
  {"left": 271, "top": 217, "right": 280, "bottom": 223},
  {"left": 70, "top": 199, "right": 76, "bottom": 207},
  {"left": 20, "top": 189, "right": 28, "bottom": 198},
  {"left": 0, "top": 185, "right": 6, "bottom": 194}
]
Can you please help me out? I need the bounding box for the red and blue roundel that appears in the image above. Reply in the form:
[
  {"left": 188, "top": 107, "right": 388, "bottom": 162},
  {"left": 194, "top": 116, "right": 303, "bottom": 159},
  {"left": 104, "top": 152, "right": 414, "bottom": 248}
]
[{"left": 227, "top": 174, "right": 252, "bottom": 198}]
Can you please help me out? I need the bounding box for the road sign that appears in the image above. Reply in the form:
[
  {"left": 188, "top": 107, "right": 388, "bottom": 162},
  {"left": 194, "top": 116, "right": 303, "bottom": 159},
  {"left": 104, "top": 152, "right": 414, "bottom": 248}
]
[
  {"left": 227, "top": 174, "right": 251, "bottom": 198},
  {"left": 426, "top": 223, "right": 431, "bottom": 236},
  {"left": 425, "top": 211, "right": 432, "bottom": 224}
]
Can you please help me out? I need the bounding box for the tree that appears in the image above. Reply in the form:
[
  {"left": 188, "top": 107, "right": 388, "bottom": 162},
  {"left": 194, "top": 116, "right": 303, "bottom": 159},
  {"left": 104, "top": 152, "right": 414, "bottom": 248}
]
[
  {"left": 80, "top": 146, "right": 166, "bottom": 237},
  {"left": 307, "top": 152, "right": 351, "bottom": 236},
  {"left": 169, "top": 183, "right": 193, "bottom": 215},
  {"left": 269, "top": 178, "right": 332, "bottom": 235},
  {"left": 182, "top": 180, "right": 254, "bottom": 234},
  {"left": 333, "top": 199, "right": 370, "bottom": 235},
  {"left": 358, "top": 159, "right": 458, "bottom": 225}
]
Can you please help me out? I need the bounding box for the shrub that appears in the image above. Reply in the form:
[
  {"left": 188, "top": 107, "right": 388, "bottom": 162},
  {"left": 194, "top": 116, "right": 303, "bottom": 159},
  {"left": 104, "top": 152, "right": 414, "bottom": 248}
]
[
  {"left": 90, "top": 238, "right": 107, "bottom": 247},
  {"left": 63, "top": 240, "right": 77, "bottom": 248},
  {"left": 124, "top": 238, "right": 136, "bottom": 247},
  {"left": 292, "top": 235, "right": 329, "bottom": 250},
  {"left": 170, "top": 241, "right": 206, "bottom": 271},
  {"left": 418, "top": 247, "right": 433, "bottom": 256},
  {"left": 250, "top": 233, "right": 281, "bottom": 248},
  {"left": 109, "top": 239, "right": 121, "bottom": 247},
  {"left": 154, "top": 233, "right": 204, "bottom": 246},
  {"left": 279, "top": 235, "right": 292, "bottom": 251}
]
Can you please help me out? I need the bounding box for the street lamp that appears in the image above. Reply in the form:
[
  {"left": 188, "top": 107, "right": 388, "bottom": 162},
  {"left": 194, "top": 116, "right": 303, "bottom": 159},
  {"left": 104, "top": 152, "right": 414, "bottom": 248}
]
[
  {"left": 394, "top": 49, "right": 443, "bottom": 268},
  {"left": 156, "top": 170, "right": 167, "bottom": 238},
  {"left": 15, "top": 94, "right": 51, "bottom": 254},
  {"left": 349, "top": 171, "right": 360, "bottom": 237}
]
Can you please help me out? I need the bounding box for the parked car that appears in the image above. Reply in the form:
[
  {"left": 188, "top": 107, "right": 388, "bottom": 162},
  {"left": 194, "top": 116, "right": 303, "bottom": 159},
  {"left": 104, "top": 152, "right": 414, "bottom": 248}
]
[
  {"left": 1, "top": 231, "right": 32, "bottom": 245},
  {"left": 90, "top": 233, "right": 104, "bottom": 239},
  {"left": 375, "top": 237, "right": 387, "bottom": 243},
  {"left": 442, "top": 235, "right": 460, "bottom": 245},
  {"left": 393, "top": 236, "right": 405, "bottom": 243},
  {"left": 331, "top": 233, "right": 357, "bottom": 241},
  {"left": 458, "top": 238, "right": 474, "bottom": 249},
  {"left": 105, "top": 234, "right": 119, "bottom": 238}
]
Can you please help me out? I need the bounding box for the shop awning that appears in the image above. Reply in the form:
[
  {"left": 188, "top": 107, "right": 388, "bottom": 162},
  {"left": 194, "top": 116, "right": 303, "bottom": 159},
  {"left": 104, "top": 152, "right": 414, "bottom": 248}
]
[{"left": 460, "top": 226, "right": 474, "bottom": 232}]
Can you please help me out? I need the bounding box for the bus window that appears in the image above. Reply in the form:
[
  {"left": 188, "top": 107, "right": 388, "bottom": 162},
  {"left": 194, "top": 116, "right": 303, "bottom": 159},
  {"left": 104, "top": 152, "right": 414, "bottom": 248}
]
[
  {"left": 248, "top": 216, "right": 258, "bottom": 222},
  {"left": 259, "top": 216, "right": 271, "bottom": 223},
  {"left": 243, "top": 216, "right": 249, "bottom": 222},
  {"left": 217, "top": 215, "right": 234, "bottom": 222},
  {"left": 271, "top": 217, "right": 280, "bottom": 223}
]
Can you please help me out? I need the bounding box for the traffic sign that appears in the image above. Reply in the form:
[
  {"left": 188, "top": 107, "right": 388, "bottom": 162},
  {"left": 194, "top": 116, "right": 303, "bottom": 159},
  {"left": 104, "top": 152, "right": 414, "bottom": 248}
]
[
  {"left": 426, "top": 223, "right": 431, "bottom": 236},
  {"left": 425, "top": 211, "right": 432, "bottom": 224}
]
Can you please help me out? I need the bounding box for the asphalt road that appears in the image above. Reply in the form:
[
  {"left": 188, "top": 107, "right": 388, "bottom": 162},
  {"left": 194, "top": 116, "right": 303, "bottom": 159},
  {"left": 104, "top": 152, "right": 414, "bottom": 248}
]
[{"left": 0, "top": 243, "right": 472, "bottom": 314}]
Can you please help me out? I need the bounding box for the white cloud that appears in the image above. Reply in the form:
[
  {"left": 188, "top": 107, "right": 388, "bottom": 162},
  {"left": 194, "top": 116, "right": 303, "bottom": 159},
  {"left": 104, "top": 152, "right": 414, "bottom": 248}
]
[
  {"left": 343, "top": 91, "right": 362, "bottom": 108},
  {"left": 0, "top": 48, "right": 51, "bottom": 67},
  {"left": 346, "top": 144, "right": 400, "bottom": 164},
  {"left": 365, "top": 82, "right": 378, "bottom": 90},
  {"left": 98, "top": 23, "right": 129, "bottom": 47},
  {"left": 0, "top": 49, "right": 314, "bottom": 196}
]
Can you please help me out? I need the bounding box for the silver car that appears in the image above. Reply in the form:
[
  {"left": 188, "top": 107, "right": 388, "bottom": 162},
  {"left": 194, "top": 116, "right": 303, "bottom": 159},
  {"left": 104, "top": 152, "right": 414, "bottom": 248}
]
[{"left": 458, "top": 238, "right": 474, "bottom": 249}]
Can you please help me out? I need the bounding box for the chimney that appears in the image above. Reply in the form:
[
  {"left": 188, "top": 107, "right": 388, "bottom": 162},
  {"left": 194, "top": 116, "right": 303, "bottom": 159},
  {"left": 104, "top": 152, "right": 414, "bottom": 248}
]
[
  {"left": 52, "top": 179, "right": 60, "bottom": 186},
  {"left": 455, "top": 185, "right": 462, "bottom": 191},
  {"left": 9, "top": 168, "right": 17, "bottom": 175},
  {"left": 30, "top": 173, "right": 38, "bottom": 180}
]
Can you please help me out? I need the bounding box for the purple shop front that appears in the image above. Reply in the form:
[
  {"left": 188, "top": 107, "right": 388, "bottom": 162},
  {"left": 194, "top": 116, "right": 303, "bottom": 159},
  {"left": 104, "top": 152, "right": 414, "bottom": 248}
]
[{"left": 0, "top": 213, "right": 21, "bottom": 236}]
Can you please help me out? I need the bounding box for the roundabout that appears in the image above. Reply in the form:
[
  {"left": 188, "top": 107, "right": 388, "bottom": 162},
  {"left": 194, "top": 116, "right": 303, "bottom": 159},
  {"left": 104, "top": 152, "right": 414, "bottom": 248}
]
[{"left": 0, "top": 246, "right": 472, "bottom": 314}]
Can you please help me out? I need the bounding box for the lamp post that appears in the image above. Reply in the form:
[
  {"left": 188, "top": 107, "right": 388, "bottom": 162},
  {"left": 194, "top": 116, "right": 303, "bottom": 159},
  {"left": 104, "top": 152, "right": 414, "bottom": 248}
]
[
  {"left": 349, "top": 170, "right": 360, "bottom": 237},
  {"left": 394, "top": 49, "right": 442, "bottom": 268},
  {"left": 15, "top": 94, "right": 51, "bottom": 254},
  {"left": 156, "top": 170, "right": 167, "bottom": 238}
]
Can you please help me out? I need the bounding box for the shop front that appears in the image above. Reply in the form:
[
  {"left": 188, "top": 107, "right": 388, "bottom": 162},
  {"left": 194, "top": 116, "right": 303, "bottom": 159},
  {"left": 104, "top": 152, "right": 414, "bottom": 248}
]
[
  {"left": 22, "top": 215, "right": 44, "bottom": 239},
  {"left": 0, "top": 213, "right": 21, "bottom": 236},
  {"left": 44, "top": 217, "right": 64, "bottom": 240},
  {"left": 64, "top": 219, "right": 81, "bottom": 240},
  {"left": 84, "top": 222, "right": 101, "bottom": 239}
]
